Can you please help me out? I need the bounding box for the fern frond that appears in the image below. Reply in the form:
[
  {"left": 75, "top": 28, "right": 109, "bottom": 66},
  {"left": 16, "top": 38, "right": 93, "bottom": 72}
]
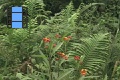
[{"left": 71, "top": 33, "right": 110, "bottom": 75}]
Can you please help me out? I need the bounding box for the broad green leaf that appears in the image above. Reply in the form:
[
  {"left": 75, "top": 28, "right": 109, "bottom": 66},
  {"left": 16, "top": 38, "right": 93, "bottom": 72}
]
[{"left": 57, "top": 68, "right": 74, "bottom": 80}]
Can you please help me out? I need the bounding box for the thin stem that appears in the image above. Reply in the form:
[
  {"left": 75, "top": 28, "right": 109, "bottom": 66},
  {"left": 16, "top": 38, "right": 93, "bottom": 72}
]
[
  {"left": 57, "top": 58, "right": 60, "bottom": 78},
  {"left": 48, "top": 54, "right": 52, "bottom": 80},
  {"left": 64, "top": 42, "right": 67, "bottom": 52}
]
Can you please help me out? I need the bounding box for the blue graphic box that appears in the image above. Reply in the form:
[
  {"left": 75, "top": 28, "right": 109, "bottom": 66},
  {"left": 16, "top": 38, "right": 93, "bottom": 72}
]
[{"left": 12, "top": 7, "right": 23, "bottom": 28}]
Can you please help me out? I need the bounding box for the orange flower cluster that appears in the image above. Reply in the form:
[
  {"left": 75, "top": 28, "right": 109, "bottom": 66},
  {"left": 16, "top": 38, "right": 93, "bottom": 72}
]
[
  {"left": 43, "top": 34, "right": 72, "bottom": 43},
  {"left": 43, "top": 37, "right": 50, "bottom": 43},
  {"left": 43, "top": 34, "right": 72, "bottom": 52},
  {"left": 56, "top": 52, "right": 68, "bottom": 60},
  {"left": 43, "top": 37, "right": 57, "bottom": 49},
  {"left": 63, "top": 36, "right": 72, "bottom": 41},
  {"left": 80, "top": 69, "right": 87, "bottom": 76},
  {"left": 74, "top": 56, "right": 80, "bottom": 60}
]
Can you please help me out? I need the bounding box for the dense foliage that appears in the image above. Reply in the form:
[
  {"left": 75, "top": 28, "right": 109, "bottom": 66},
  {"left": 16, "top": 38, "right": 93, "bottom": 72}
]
[{"left": 0, "top": 0, "right": 120, "bottom": 80}]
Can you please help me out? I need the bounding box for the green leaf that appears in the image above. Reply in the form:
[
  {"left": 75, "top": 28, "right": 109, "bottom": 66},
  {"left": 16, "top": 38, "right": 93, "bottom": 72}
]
[
  {"left": 79, "top": 3, "right": 104, "bottom": 14},
  {"left": 57, "top": 68, "right": 74, "bottom": 80},
  {"left": 103, "top": 74, "right": 108, "bottom": 80},
  {"left": 79, "top": 76, "right": 99, "bottom": 80},
  {"left": 0, "top": 74, "right": 3, "bottom": 80},
  {"left": 79, "top": 76, "right": 85, "bottom": 80},
  {"left": 71, "top": 33, "right": 110, "bottom": 74},
  {"left": 32, "top": 50, "right": 49, "bottom": 68},
  {"left": 16, "top": 73, "right": 23, "bottom": 79},
  {"left": 51, "top": 42, "right": 63, "bottom": 56},
  {"left": 22, "top": 77, "right": 32, "bottom": 80}
]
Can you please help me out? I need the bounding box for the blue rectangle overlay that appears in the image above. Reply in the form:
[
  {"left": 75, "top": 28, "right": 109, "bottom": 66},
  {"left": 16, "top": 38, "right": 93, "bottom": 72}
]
[
  {"left": 12, "top": 7, "right": 22, "bottom": 12},
  {"left": 12, "top": 13, "right": 22, "bottom": 21},
  {"left": 12, "top": 22, "right": 22, "bottom": 28}
]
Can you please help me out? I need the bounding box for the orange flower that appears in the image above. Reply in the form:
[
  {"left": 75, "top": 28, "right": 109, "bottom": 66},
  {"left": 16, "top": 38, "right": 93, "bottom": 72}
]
[
  {"left": 60, "top": 53, "right": 65, "bottom": 57},
  {"left": 55, "top": 34, "right": 61, "bottom": 38},
  {"left": 74, "top": 56, "right": 80, "bottom": 60},
  {"left": 55, "top": 58, "right": 59, "bottom": 61},
  {"left": 57, "top": 52, "right": 68, "bottom": 60},
  {"left": 57, "top": 52, "right": 61, "bottom": 55},
  {"left": 63, "top": 37, "right": 70, "bottom": 41},
  {"left": 43, "top": 37, "right": 50, "bottom": 43},
  {"left": 80, "top": 69, "right": 87, "bottom": 76},
  {"left": 53, "top": 44, "right": 56, "bottom": 47},
  {"left": 63, "top": 55, "right": 68, "bottom": 60}
]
